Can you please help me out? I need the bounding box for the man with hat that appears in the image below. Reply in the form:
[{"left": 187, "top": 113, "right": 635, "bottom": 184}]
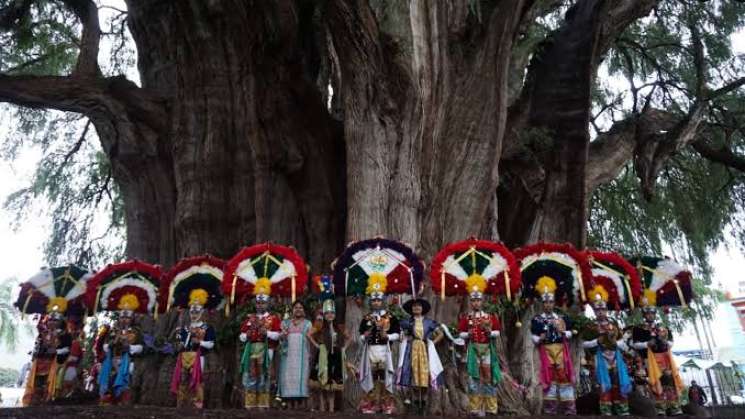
[
  {"left": 457, "top": 275, "right": 502, "bottom": 416},
  {"left": 630, "top": 291, "right": 682, "bottom": 416},
  {"left": 397, "top": 297, "right": 443, "bottom": 414},
  {"left": 582, "top": 287, "right": 631, "bottom": 415},
  {"left": 172, "top": 288, "right": 216, "bottom": 409},
  {"left": 98, "top": 294, "right": 144, "bottom": 405},
  {"left": 357, "top": 273, "right": 400, "bottom": 414},
  {"left": 531, "top": 277, "right": 576, "bottom": 415},
  {"left": 239, "top": 278, "right": 281, "bottom": 409}
]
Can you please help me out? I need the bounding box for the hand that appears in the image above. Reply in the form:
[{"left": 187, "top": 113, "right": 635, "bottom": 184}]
[{"left": 363, "top": 331, "right": 371, "bottom": 338}]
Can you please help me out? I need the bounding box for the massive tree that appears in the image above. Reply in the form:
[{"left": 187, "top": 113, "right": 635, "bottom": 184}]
[{"left": 2, "top": 0, "right": 744, "bottom": 412}]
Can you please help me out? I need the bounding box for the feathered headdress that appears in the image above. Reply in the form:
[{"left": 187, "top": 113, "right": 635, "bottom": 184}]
[
  {"left": 86, "top": 260, "right": 162, "bottom": 316},
  {"left": 222, "top": 243, "right": 308, "bottom": 309},
  {"left": 628, "top": 256, "right": 693, "bottom": 309},
  {"left": 15, "top": 265, "right": 92, "bottom": 318},
  {"left": 586, "top": 251, "right": 642, "bottom": 311},
  {"left": 429, "top": 238, "right": 520, "bottom": 301},
  {"left": 514, "top": 242, "right": 591, "bottom": 306},
  {"left": 332, "top": 238, "right": 423, "bottom": 299},
  {"left": 160, "top": 255, "right": 225, "bottom": 312},
  {"left": 312, "top": 275, "right": 336, "bottom": 313}
]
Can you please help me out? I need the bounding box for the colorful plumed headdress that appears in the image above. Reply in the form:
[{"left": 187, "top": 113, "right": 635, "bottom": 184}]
[
  {"left": 628, "top": 256, "right": 693, "bottom": 310},
  {"left": 332, "top": 238, "right": 423, "bottom": 299},
  {"left": 586, "top": 251, "right": 642, "bottom": 311},
  {"left": 86, "top": 260, "right": 162, "bottom": 317},
  {"left": 222, "top": 243, "right": 308, "bottom": 310},
  {"left": 160, "top": 255, "right": 225, "bottom": 312},
  {"left": 14, "top": 265, "right": 92, "bottom": 318},
  {"left": 514, "top": 242, "right": 591, "bottom": 306},
  {"left": 313, "top": 275, "right": 336, "bottom": 313},
  {"left": 429, "top": 238, "right": 520, "bottom": 301}
]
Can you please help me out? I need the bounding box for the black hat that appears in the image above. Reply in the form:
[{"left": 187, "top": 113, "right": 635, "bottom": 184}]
[{"left": 403, "top": 298, "right": 431, "bottom": 316}]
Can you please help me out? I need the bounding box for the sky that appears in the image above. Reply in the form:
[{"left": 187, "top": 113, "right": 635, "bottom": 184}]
[{"left": 1, "top": 2, "right": 745, "bottom": 370}]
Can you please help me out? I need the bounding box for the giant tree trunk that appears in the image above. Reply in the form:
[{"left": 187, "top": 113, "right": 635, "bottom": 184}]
[{"left": 0, "top": 0, "right": 663, "bottom": 412}]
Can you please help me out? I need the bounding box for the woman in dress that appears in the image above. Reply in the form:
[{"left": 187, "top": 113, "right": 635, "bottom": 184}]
[
  {"left": 278, "top": 300, "right": 313, "bottom": 408},
  {"left": 397, "top": 298, "right": 444, "bottom": 414},
  {"left": 309, "top": 299, "right": 349, "bottom": 412}
]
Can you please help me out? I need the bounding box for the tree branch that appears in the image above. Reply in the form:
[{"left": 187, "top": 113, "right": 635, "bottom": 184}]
[
  {"left": 707, "top": 77, "right": 745, "bottom": 100},
  {"left": 691, "top": 139, "right": 745, "bottom": 173},
  {"left": 0, "top": 74, "right": 167, "bottom": 133},
  {"left": 61, "top": 0, "right": 101, "bottom": 76},
  {"left": 0, "top": 0, "right": 34, "bottom": 29}
]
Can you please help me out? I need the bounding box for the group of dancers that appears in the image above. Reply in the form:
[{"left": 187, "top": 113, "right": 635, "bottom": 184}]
[{"left": 15, "top": 239, "right": 694, "bottom": 416}]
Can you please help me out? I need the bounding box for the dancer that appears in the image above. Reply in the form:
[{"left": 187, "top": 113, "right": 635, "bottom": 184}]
[
  {"left": 398, "top": 297, "right": 444, "bottom": 414},
  {"left": 531, "top": 277, "right": 576, "bottom": 415}
]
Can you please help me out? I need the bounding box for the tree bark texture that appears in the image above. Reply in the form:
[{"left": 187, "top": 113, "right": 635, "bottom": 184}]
[{"left": 2, "top": 0, "right": 706, "bottom": 412}]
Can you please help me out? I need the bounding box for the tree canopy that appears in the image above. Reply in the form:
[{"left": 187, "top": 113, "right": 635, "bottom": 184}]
[{"left": 0, "top": 0, "right": 743, "bottom": 301}]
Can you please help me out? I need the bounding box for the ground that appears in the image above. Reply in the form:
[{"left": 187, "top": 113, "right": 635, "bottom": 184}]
[{"left": 0, "top": 405, "right": 733, "bottom": 419}]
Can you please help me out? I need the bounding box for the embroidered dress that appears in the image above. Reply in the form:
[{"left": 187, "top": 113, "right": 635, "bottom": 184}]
[
  {"left": 310, "top": 323, "right": 346, "bottom": 391},
  {"left": 397, "top": 316, "right": 443, "bottom": 389},
  {"left": 279, "top": 318, "right": 312, "bottom": 398}
]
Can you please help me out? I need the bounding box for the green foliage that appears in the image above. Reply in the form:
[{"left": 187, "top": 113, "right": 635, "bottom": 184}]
[
  {"left": 588, "top": 0, "right": 745, "bottom": 326},
  {"left": 0, "top": 366, "right": 19, "bottom": 387},
  {"left": 0, "top": 279, "right": 21, "bottom": 350},
  {"left": 2, "top": 111, "right": 126, "bottom": 268}
]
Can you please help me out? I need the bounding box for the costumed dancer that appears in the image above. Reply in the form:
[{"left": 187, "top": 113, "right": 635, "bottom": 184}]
[
  {"left": 163, "top": 256, "right": 224, "bottom": 409},
  {"left": 309, "top": 275, "right": 349, "bottom": 412},
  {"left": 87, "top": 260, "right": 161, "bottom": 405},
  {"left": 278, "top": 300, "right": 313, "bottom": 407},
  {"left": 582, "top": 288, "right": 631, "bottom": 415},
  {"left": 458, "top": 279, "right": 501, "bottom": 417},
  {"left": 239, "top": 282, "right": 281, "bottom": 409},
  {"left": 630, "top": 291, "right": 683, "bottom": 416},
  {"left": 429, "top": 238, "right": 522, "bottom": 417},
  {"left": 531, "top": 277, "right": 577, "bottom": 415},
  {"left": 357, "top": 276, "right": 400, "bottom": 414},
  {"left": 309, "top": 300, "right": 348, "bottom": 411},
  {"left": 582, "top": 250, "right": 642, "bottom": 415},
  {"left": 332, "top": 238, "right": 424, "bottom": 415},
  {"left": 222, "top": 243, "right": 309, "bottom": 410},
  {"left": 98, "top": 304, "right": 143, "bottom": 404},
  {"left": 44, "top": 303, "right": 78, "bottom": 402},
  {"left": 15, "top": 265, "right": 91, "bottom": 406},
  {"left": 21, "top": 315, "right": 57, "bottom": 406},
  {"left": 397, "top": 297, "right": 443, "bottom": 415}
]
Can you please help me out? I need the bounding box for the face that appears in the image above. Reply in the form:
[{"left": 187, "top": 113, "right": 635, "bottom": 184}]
[
  {"left": 323, "top": 311, "right": 336, "bottom": 322},
  {"left": 292, "top": 303, "right": 305, "bottom": 318},
  {"left": 470, "top": 297, "right": 483, "bottom": 311},
  {"left": 189, "top": 306, "right": 204, "bottom": 322},
  {"left": 543, "top": 300, "right": 555, "bottom": 312},
  {"left": 412, "top": 303, "right": 423, "bottom": 315},
  {"left": 596, "top": 307, "right": 607, "bottom": 320},
  {"left": 643, "top": 310, "right": 656, "bottom": 322},
  {"left": 370, "top": 298, "right": 383, "bottom": 310},
  {"left": 118, "top": 315, "right": 133, "bottom": 328},
  {"left": 256, "top": 299, "right": 268, "bottom": 313},
  {"left": 49, "top": 318, "right": 63, "bottom": 330}
]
